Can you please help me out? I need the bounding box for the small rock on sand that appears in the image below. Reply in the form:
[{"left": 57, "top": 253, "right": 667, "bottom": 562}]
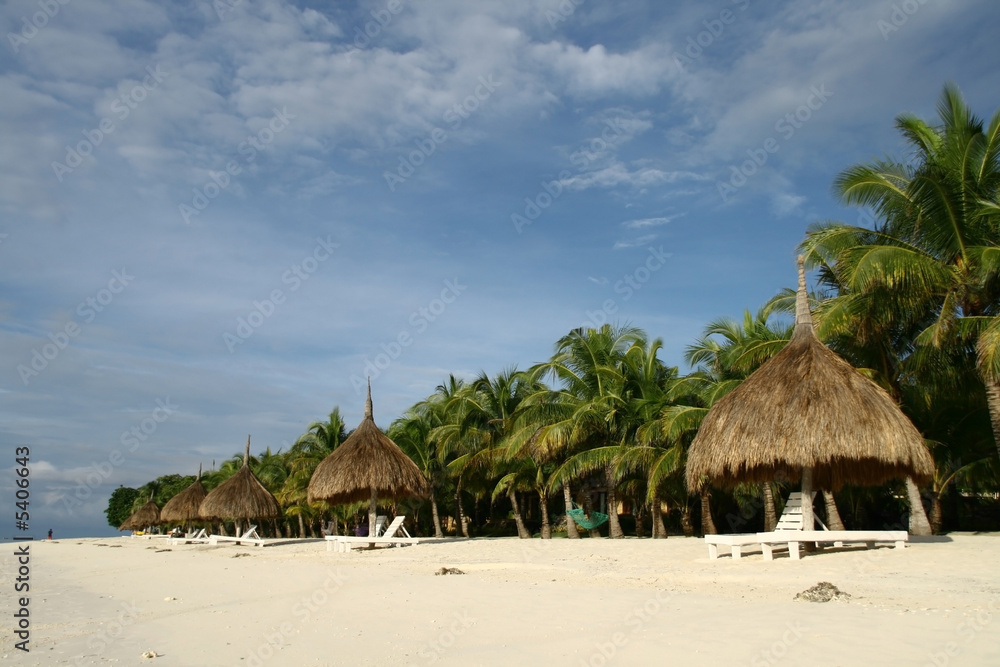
[{"left": 795, "top": 581, "right": 851, "bottom": 603}]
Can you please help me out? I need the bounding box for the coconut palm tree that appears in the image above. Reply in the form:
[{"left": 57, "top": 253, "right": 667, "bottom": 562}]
[
  {"left": 439, "top": 368, "right": 539, "bottom": 539},
  {"left": 526, "top": 324, "right": 647, "bottom": 539},
  {"left": 802, "top": 83, "right": 1000, "bottom": 462},
  {"left": 280, "top": 408, "right": 347, "bottom": 537}
]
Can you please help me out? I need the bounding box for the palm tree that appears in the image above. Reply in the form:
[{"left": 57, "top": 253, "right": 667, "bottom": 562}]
[
  {"left": 280, "top": 408, "right": 347, "bottom": 537},
  {"left": 527, "top": 324, "right": 647, "bottom": 539},
  {"left": 390, "top": 400, "right": 451, "bottom": 538},
  {"left": 439, "top": 368, "right": 538, "bottom": 539},
  {"left": 802, "top": 83, "right": 1000, "bottom": 462}
]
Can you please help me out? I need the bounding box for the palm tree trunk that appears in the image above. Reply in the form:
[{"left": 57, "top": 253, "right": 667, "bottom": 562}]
[
  {"left": 605, "top": 466, "right": 624, "bottom": 539},
  {"left": 455, "top": 482, "right": 469, "bottom": 538},
  {"left": 680, "top": 504, "right": 694, "bottom": 537},
  {"left": 983, "top": 375, "right": 1000, "bottom": 462},
  {"left": 562, "top": 484, "right": 580, "bottom": 539},
  {"left": 652, "top": 492, "right": 667, "bottom": 539},
  {"left": 822, "top": 490, "right": 846, "bottom": 531},
  {"left": 762, "top": 484, "right": 777, "bottom": 532},
  {"left": 635, "top": 503, "right": 646, "bottom": 538},
  {"left": 539, "top": 489, "right": 552, "bottom": 539},
  {"left": 430, "top": 494, "right": 444, "bottom": 538},
  {"left": 296, "top": 513, "right": 305, "bottom": 538},
  {"left": 508, "top": 489, "right": 531, "bottom": 539},
  {"left": 930, "top": 492, "right": 943, "bottom": 534},
  {"left": 582, "top": 492, "right": 601, "bottom": 538},
  {"left": 700, "top": 488, "right": 717, "bottom": 535},
  {"left": 905, "top": 477, "right": 932, "bottom": 536}
]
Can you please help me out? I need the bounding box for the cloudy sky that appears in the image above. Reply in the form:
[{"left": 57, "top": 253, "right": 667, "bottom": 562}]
[{"left": 2, "top": 0, "right": 998, "bottom": 538}]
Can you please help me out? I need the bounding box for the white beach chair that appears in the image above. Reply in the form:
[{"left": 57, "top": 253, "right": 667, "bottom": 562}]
[
  {"left": 326, "top": 515, "right": 420, "bottom": 552},
  {"left": 209, "top": 525, "right": 267, "bottom": 547},
  {"left": 170, "top": 528, "right": 209, "bottom": 545},
  {"left": 754, "top": 491, "right": 909, "bottom": 559},
  {"left": 704, "top": 491, "right": 818, "bottom": 560}
]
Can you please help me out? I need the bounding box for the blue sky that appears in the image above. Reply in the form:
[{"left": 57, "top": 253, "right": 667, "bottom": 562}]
[{"left": 2, "top": 0, "right": 998, "bottom": 538}]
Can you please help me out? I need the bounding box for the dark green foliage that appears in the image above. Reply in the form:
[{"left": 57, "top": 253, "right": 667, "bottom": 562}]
[{"left": 105, "top": 486, "right": 140, "bottom": 528}]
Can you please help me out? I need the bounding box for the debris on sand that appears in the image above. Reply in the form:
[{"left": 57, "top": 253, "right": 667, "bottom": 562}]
[
  {"left": 795, "top": 581, "right": 851, "bottom": 603},
  {"left": 435, "top": 567, "right": 465, "bottom": 576}
]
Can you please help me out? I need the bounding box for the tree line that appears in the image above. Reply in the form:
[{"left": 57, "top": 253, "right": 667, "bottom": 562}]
[{"left": 107, "top": 84, "right": 1000, "bottom": 538}]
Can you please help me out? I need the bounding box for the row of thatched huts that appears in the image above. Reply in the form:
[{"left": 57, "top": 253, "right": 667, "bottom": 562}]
[{"left": 119, "top": 383, "right": 427, "bottom": 538}]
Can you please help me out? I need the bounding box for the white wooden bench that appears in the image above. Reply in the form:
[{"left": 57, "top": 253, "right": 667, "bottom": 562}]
[
  {"left": 757, "top": 530, "right": 908, "bottom": 560},
  {"left": 705, "top": 533, "right": 763, "bottom": 560},
  {"left": 325, "top": 516, "right": 419, "bottom": 552}
]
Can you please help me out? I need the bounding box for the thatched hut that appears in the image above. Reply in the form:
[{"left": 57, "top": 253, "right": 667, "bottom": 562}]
[
  {"left": 161, "top": 464, "right": 207, "bottom": 529},
  {"left": 119, "top": 492, "right": 161, "bottom": 532},
  {"left": 685, "top": 256, "right": 934, "bottom": 530},
  {"left": 199, "top": 437, "right": 280, "bottom": 534},
  {"left": 308, "top": 382, "right": 428, "bottom": 538}
]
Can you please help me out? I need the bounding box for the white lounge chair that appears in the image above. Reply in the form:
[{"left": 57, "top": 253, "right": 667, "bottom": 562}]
[
  {"left": 757, "top": 530, "right": 908, "bottom": 560},
  {"left": 209, "top": 525, "right": 266, "bottom": 547},
  {"left": 170, "top": 528, "right": 209, "bottom": 545},
  {"left": 326, "top": 516, "right": 420, "bottom": 552},
  {"left": 704, "top": 492, "right": 817, "bottom": 560}
]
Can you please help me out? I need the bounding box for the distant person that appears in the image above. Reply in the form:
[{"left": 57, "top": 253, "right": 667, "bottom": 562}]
[{"left": 47, "top": 529, "right": 52, "bottom": 540}]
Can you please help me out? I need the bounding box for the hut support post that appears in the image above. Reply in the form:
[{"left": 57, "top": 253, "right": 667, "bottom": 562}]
[
  {"left": 801, "top": 466, "right": 815, "bottom": 531},
  {"left": 368, "top": 488, "right": 378, "bottom": 539}
]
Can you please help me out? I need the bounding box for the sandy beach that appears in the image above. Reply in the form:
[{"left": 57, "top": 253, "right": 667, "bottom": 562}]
[{"left": 2, "top": 534, "right": 999, "bottom": 666}]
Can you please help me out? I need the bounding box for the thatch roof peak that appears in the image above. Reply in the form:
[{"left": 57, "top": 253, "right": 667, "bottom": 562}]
[
  {"left": 307, "top": 386, "right": 428, "bottom": 505},
  {"left": 161, "top": 465, "right": 208, "bottom": 524},
  {"left": 685, "top": 257, "right": 934, "bottom": 492},
  {"left": 198, "top": 436, "right": 280, "bottom": 521},
  {"left": 365, "top": 377, "right": 373, "bottom": 421}
]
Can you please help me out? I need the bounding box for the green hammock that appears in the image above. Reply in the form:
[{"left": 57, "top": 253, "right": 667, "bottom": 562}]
[{"left": 567, "top": 507, "right": 609, "bottom": 530}]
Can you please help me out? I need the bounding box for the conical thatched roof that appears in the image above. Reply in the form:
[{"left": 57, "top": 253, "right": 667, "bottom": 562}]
[
  {"left": 119, "top": 492, "right": 161, "bottom": 531},
  {"left": 161, "top": 464, "right": 207, "bottom": 523},
  {"left": 685, "top": 256, "right": 934, "bottom": 492},
  {"left": 199, "top": 437, "right": 280, "bottom": 520},
  {"left": 307, "top": 384, "right": 428, "bottom": 505}
]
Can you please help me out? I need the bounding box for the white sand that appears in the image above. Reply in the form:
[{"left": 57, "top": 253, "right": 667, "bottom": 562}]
[{"left": 3, "top": 534, "right": 999, "bottom": 666}]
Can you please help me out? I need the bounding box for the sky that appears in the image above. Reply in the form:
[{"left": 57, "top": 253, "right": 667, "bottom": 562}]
[{"left": 2, "top": 0, "right": 998, "bottom": 538}]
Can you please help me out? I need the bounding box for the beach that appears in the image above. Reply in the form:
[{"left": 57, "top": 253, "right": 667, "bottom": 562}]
[{"left": 3, "top": 534, "right": 999, "bottom": 666}]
